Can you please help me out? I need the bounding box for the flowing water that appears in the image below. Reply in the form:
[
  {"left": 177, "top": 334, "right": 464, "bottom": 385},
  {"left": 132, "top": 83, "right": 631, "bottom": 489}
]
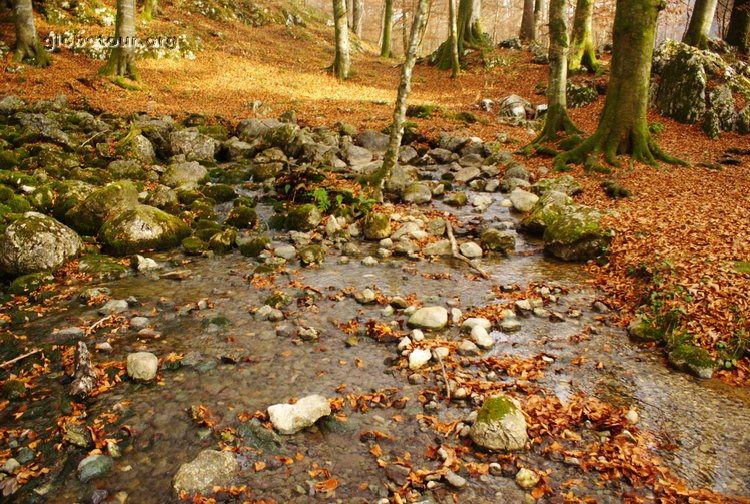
[{"left": 3, "top": 194, "right": 750, "bottom": 503}]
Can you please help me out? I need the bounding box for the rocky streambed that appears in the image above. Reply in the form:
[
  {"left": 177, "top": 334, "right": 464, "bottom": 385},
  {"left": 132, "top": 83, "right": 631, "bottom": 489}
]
[{"left": 0, "top": 96, "right": 749, "bottom": 503}]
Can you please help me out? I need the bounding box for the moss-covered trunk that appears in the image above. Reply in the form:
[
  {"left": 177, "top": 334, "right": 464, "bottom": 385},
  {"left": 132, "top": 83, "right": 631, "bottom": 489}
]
[
  {"left": 332, "top": 0, "right": 351, "bottom": 79},
  {"left": 141, "top": 0, "right": 158, "bottom": 20},
  {"left": 448, "top": 0, "right": 460, "bottom": 76},
  {"left": 568, "top": 0, "right": 597, "bottom": 72},
  {"left": 555, "top": 0, "right": 683, "bottom": 169},
  {"left": 682, "top": 0, "right": 719, "bottom": 49},
  {"left": 531, "top": 0, "right": 579, "bottom": 146},
  {"left": 433, "top": 0, "right": 484, "bottom": 70},
  {"left": 381, "top": 0, "right": 394, "bottom": 57},
  {"left": 726, "top": 0, "right": 750, "bottom": 53},
  {"left": 12, "top": 0, "right": 50, "bottom": 67},
  {"left": 520, "top": 0, "right": 536, "bottom": 42},
  {"left": 352, "top": 0, "right": 363, "bottom": 37},
  {"left": 99, "top": 0, "right": 138, "bottom": 80},
  {"left": 373, "top": 0, "right": 431, "bottom": 198}
]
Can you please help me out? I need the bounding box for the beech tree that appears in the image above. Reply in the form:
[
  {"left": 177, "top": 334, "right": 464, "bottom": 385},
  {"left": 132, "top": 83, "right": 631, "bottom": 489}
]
[
  {"left": 726, "top": 0, "right": 750, "bottom": 53},
  {"left": 99, "top": 0, "right": 138, "bottom": 80},
  {"left": 141, "top": 0, "right": 159, "bottom": 21},
  {"left": 555, "top": 0, "right": 683, "bottom": 170},
  {"left": 530, "top": 0, "right": 579, "bottom": 148},
  {"left": 568, "top": 0, "right": 598, "bottom": 72},
  {"left": 373, "top": 0, "right": 431, "bottom": 199},
  {"left": 12, "top": 0, "right": 50, "bottom": 67},
  {"left": 448, "top": 0, "right": 461, "bottom": 76},
  {"left": 533, "top": 0, "right": 546, "bottom": 39},
  {"left": 332, "top": 0, "right": 351, "bottom": 79},
  {"left": 352, "top": 0, "right": 363, "bottom": 37},
  {"left": 683, "top": 0, "right": 720, "bottom": 48},
  {"left": 381, "top": 0, "right": 395, "bottom": 57},
  {"left": 520, "top": 0, "right": 536, "bottom": 42},
  {"left": 432, "top": 0, "right": 485, "bottom": 70}
]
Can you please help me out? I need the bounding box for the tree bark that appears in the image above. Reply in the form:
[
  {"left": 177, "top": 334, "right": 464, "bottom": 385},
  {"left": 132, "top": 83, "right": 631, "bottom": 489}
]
[
  {"left": 332, "top": 0, "right": 351, "bottom": 79},
  {"left": 683, "top": 0, "right": 719, "bottom": 48},
  {"left": 99, "top": 0, "right": 139, "bottom": 80},
  {"left": 555, "top": 0, "right": 683, "bottom": 170},
  {"left": 520, "top": 0, "right": 536, "bottom": 42},
  {"left": 141, "top": 0, "right": 158, "bottom": 20},
  {"left": 381, "top": 0, "right": 395, "bottom": 57},
  {"left": 432, "top": 0, "right": 484, "bottom": 69},
  {"left": 352, "top": 0, "right": 363, "bottom": 37},
  {"left": 12, "top": 0, "right": 51, "bottom": 67},
  {"left": 448, "top": 0, "right": 461, "bottom": 76},
  {"left": 531, "top": 0, "right": 579, "bottom": 147},
  {"left": 374, "top": 0, "right": 431, "bottom": 198},
  {"left": 533, "top": 0, "right": 546, "bottom": 40},
  {"left": 569, "top": 0, "right": 598, "bottom": 72},
  {"left": 726, "top": 0, "right": 750, "bottom": 52}
]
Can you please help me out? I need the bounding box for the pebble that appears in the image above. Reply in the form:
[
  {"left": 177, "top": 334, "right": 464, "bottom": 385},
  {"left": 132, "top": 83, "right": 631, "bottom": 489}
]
[
  {"left": 129, "top": 317, "right": 150, "bottom": 330},
  {"left": 408, "top": 349, "right": 432, "bottom": 370},
  {"left": 410, "top": 329, "right": 425, "bottom": 341},
  {"left": 444, "top": 471, "right": 467, "bottom": 488},
  {"left": 398, "top": 337, "right": 412, "bottom": 351},
  {"left": 500, "top": 319, "right": 522, "bottom": 332},
  {"left": 126, "top": 352, "right": 158, "bottom": 381},
  {"left": 461, "top": 317, "right": 492, "bottom": 333},
  {"left": 361, "top": 256, "right": 378, "bottom": 266},
  {"left": 98, "top": 299, "right": 128, "bottom": 315},
  {"left": 470, "top": 325, "right": 494, "bottom": 349},
  {"left": 625, "top": 408, "right": 639, "bottom": 424},
  {"left": 458, "top": 339, "right": 480, "bottom": 356},
  {"left": 515, "top": 468, "right": 540, "bottom": 489},
  {"left": 2, "top": 458, "right": 20, "bottom": 473},
  {"left": 489, "top": 462, "right": 503, "bottom": 476},
  {"left": 432, "top": 347, "right": 450, "bottom": 360}
]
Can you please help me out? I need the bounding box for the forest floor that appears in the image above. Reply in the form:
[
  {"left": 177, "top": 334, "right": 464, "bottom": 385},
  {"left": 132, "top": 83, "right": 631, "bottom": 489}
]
[{"left": 2, "top": 3, "right": 747, "bottom": 379}]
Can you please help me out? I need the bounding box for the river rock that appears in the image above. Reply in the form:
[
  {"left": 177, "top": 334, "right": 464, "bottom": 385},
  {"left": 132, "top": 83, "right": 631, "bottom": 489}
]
[
  {"left": 480, "top": 229, "right": 516, "bottom": 254},
  {"left": 402, "top": 182, "right": 432, "bottom": 204},
  {"left": 522, "top": 190, "right": 573, "bottom": 235},
  {"left": 0, "top": 213, "right": 81, "bottom": 276},
  {"left": 470, "top": 395, "right": 528, "bottom": 451},
  {"left": 268, "top": 395, "right": 331, "bottom": 435},
  {"left": 65, "top": 181, "right": 139, "bottom": 235},
  {"left": 99, "top": 205, "right": 190, "bottom": 255},
  {"left": 364, "top": 213, "right": 392, "bottom": 240},
  {"left": 668, "top": 345, "right": 716, "bottom": 379},
  {"left": 509, "top": 188, "right": 539, "bottom": 213},
  {"left": 408, "top": 306, "right": 448, "bottom": 330},
  {"left": 285, "top": 204, "right": 322, "bottom": 231},
  {"left": 172, "top": 449, "right": 239, "bottom": 496},
  {"left": 127, "top": 352, "right": 158, "bottom": 381},
  {"left": 424, "top": 240, "right": 452, "bottom": 257},
  {"left": 408, "top": 348, "right": 432, "bottom": 370},
  {"left": 78, "top": 455, "right": 113, "bottom": 483},
  {"left": 531, "top": 175, "right": 582, "bottom": 196},
  {"left": 515, "top": 467, "right": 540, "bottom": 489},
  {"left": 170, "top": 128, "right": 218, "bottom": 162},
  {"left": 460, "top": 241, "right": 483, "bottom": 258},
  {"left": 470, "top": 325, "right": 494, "bottom": 349},
  {"left": 161, "top": 161, "right": 208, "bottom": 188},
  {"left": 461, "top": 318, "right": 492, "bottom": 333},
  {"left": 543, "top": 205, "right": 612, "bottom": 262}
]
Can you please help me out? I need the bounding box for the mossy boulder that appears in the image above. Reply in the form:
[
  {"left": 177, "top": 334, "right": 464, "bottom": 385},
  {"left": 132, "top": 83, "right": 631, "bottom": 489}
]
[
  {"left": 627, "top": 316, "right": 664, "bottom": 343},
  {"left": 189, "top": 198, "right": 218, "bottom": 221},
  {"left": 194, "top": 219, "right": 223, "bottom": 240},
  {"left": 363, "top": 213, "right": 391, "bottom": 240},
  {"left": 285, "top": 204, "right": 322, "bottom": 231},
  {"left": 9, "top": 272, "right": 55, "bottom": 295},
  {"left": 469, "top": 395, "right": 528, "bottom": 451},
  {"left": 0, "top": 212, "right": 82, "bottom": 276},
  {"left": 202, "top": 184, "right": 237, "bottom": 203},
  {"left": 655, "top": 47, "right": 707, "bottom": 124},
  {"left": 145, "top": 184, "right": 179, "bottom": 213},
  {"left": 107, "top": 159, "right": 146, "bottom": 180},
  {"left": 480, "top": 229, "right": 516, "bottom": 255},
  {"left": 522, "top": 190, "right": 573, "bottom": 236},
  {"left": 169, "top": 128, "right": 218, "bottom": 162},
  {"left": 401, "top": 182, "right": 432, "bottom": 204},
  {"left": 161, "top": 161, "right": 209, "bottom": 188},
  {"left": 50, "top": 180, "right": 96, "bottom": 220},
  {"left": 224, "top": 206, "right": 257, "bottom": 229},
  {"left": 77, "top": 255, "right": 131, "bottom": 281},
  {"left": 299, "top": 245, "right": 325, "bottom": 266},
  {"left": 182, "top": 236, "right": 208, "bottom": 255},
  {"left": 251, "top": 162, "right": 284, "bottom": 181},
  {"left": 445, "top": 191, "right": 468, "bottom": 207},
  {"left": 65, "top": 181, "right": 139, "bottom": 236},
  {"left": 543, "top": 205, "right": 612, "bottom": 262},
  {"left": 668, "top": 344, "right": 716, "bottom": 379},
  {"left": 99, "top": 205, "right": 190, "bottom": 255},
  {"left": 531, "top": 175, "right": 582, "bottom": 197},
  {"left": 239, "top": 236, "right": 271, "bottom": 257},
  {"left": 208, "top": 228, "right": 238, "bottom": 255}
]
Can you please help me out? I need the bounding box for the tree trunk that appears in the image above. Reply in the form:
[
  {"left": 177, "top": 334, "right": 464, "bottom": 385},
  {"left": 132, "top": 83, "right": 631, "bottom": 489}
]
[
  {"left": 374, "top": 0, "right": 431, "bottom": 198},
  {"left": 346, "top": 0, "right": 353, "bottom": 27},
  {"left": 533, "top": 0, "right": 546, "bottom": 40},
  {"left": 12, "top": 0, "right": 51, "bottom": 67},
  {"left": 726, "top": 0, "right": 750, "bottom": 53},
  {"left": 141, "top": 0, "right": 158, "bottom": 20},
  {"left": 381, "top": 0, "right": 395, "bottom": 57},
  {"left": 683, "top": 0, "right": 719, "bottom": 48},
  {"left": 352, "top": 0, "right": 363, "bottom": 36},
  {"left": 531, "top": 0, "right": 579, "bottom": 146},
  {"left": 332, "top": 0, "right": 351, "bottom": 79},
  {"left": 569, "top": 0, "right": 598, "bottom": 72},
  {"left": 432, "top": 0, "right": 484, "bottom": 69},
  {"left": 448, "top": 0, "right": 461, "bottom": 76},
  {"left": 520, "top": 0, "right": 536, "bottom": 42},
  {"left": 99, "top": 0, "right": 138, "bottom": 80},
  {"left": 555, "top": 0, "right": 683, "bottom": 169}
]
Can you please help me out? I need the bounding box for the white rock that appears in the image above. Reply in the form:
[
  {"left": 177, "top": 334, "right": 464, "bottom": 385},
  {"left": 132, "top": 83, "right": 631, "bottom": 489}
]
[
  {"left": 172, "top": 449, "right": 239, "bottom": 496},
  {"left": 500, "top": 319, "right": 522, "bottom": 333},
  {"left": 450, "top": 308, "right": 462, "bottom": 324},
  {"left": 408, "top": 306, "right": 448, "bottom": 330},
  {"left": 458, "top": 339, "right": 480, "bottom": 356},
  {"left": 460, "top": 241, "right": 483, "bottom": 258},
  {"left": 127, "top": 352, "right": 158, "bottom": 381},
  {"left": 462, "top": 317, "right": 492, "bottom": 333},
  {"left": 398, "top": 337, "right": 412, "bottom": 351},
  {"left": 268, "top": 395, "right": 331, "bottom": 435},
  {"left": 274, "top": 245, "right": 296, "bottom": 260},
  {"left": 515, "top": 468, "right": 540, "bottom": 489},
  {"left": 408, "top": 349, "right": 432, "bottom": 370},
  {"left": 509, "top": 188, "right": 539, "bottom": 213},
  {"left": 472, "top": 194, "right": 493, "bottom": 211},
  {"left": 411, "top": 329, "right": 425, "bottom": 341},
  {"left": 471, "top": 325, "right": 494, "bottom": 349},
  {"left": 432, "top": 347, "right": 450, "bottom": 360},
  {"left": 470, "top": 395, "right": 528, "bottom": 451}
]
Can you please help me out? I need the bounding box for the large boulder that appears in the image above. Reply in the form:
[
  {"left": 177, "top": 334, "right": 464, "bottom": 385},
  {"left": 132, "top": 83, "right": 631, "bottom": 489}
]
[
  {"left": 364, "top": 213, "right": 391, "bottom": 240},
  {"left": 355, "top": 130, "right": 390, "bottom": 153},
  {"left": 509, "top": 188, "right": 539, "bottom": 213},
  {"left": 173, "top": 450, "right": 239, "bottom": 496},
  {"left": 99, "top": 205, "right": 190, "bottom": 255},
  {"left": 65, "top": 181, "right": 139, "bottom": 235},
  {"left": 285, "top": 204, "right": 322, "bottom": 231},
  {"left": 0, "top": 212, "right": 81, "bottom": 276},
  {"left": 469, "top": 395, "right": 528, "bottom": 451},
  {"left": 480, "top": 229, "right": 516, "bottom": 254},
  {"left": 169, "top": 128, "right": 218, "bottom": 162},
  {"left": 267, "top": 395, "right": 331, "bottom": 435},
  {"left": 521, "top": 190, "right": 574, "bottom": 236},
  {"left": 402, "top": 182, "right": 432, "bottom": 204},
  {"left": 654, "top": 42, "right": 709, "bottom": 124},
  {"left": 161, "top": 161, "right": 209, "bottom": 188},
  {"left": 543, "top": 205, "right": 612, "bottom": 262},
  {"left": 498, "top": 95, "right": 531, "bottom": 118},
  {"left": 668, "top": 345, "right": 716, "bottom": 379},
  {"left": 531, "top": 175, "right": 582, "bottom": 196}
]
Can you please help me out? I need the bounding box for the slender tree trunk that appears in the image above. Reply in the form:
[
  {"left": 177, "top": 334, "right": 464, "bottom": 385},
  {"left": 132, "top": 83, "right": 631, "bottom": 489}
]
[
  {"left": 555, "top": 0, "right": 683, "bottom": 170},
  {"left": 448, "top": 0, "right": 461, "bottom": 76},
  {"left": 346, "top": 0, "right": 353, "bottom": 27},
  {"left": 141, "top": 0, "right": 158, "bottom": 20},
  {"left": 381, "top": 0, "right": 395, "bottom": 57},
  {"left": 531, "top": 0, "right": 579, "bottom": 147},
  {"left": 402, "top": 0, "right": 409, "bottom": 55},
  {"left": 99, "top": 0, "right": 139, "bottom": 80},
  {"left": 726, "top": 0, "right": 750, "bottom": 53},
  {"left": 432, "top": 0, "right": 484, "bottom": 69},
  {"left": 374, "top": 0, "right": 431, "bottom": 198},
  {"left": 533, "top": 0, "right": 546, "bottom": 40},
  {"left": 520, "top": 0, "right": 536, "bottom": 42},
  {"left": 683, "top": 0, "right": 719, "bottom": 48},
  {"left": 12, "top": 0, "right": 51, "bottom": 67},
  {"left": 332, "top": 0, "right": 351, "bottom": 79},
  {"left": 569, "top": 0, "right": 598, "bottom": 72},
  {"left": 352, "top": 0, "right": 363, "bottom": 36}
]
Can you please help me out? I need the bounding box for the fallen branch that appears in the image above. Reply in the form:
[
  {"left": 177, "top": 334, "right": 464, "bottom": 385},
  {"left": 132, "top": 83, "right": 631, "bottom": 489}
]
[
  {"left": 87, "top": 315, "right": 113, "bottom": 333},
  {"left": 0, "top": 349, "right": 42, "bottom": 369},
  {"left": 446, "top": 222, "right": 491, "bottom": 279},
  {"left": 435, "top": 350, "right": 451, "bottom": 401}
]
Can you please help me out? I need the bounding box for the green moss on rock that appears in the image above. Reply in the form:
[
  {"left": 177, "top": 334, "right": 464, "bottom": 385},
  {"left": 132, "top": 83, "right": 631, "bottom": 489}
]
[
  {"left": 543, "top": 205, "right": 612, "bottom": 262},
  {"left": 239, "top": 236, "right": 271, "bottom": 257},
  {"left": 363, "top": 213, "right": 391, "bottom": 240},
  {"left": 65, "top": 181, "right": 139, "bottom": 236},
  {"left": 285, "top": 204, "right": 322, "bottom": 231},
  {"left": 668, "top": 344, "right": 716, "bottom": 379},
  {"left": 98, "top": 205, "right": 190, "bottom": 255},
  {"left": 224, "top": 206, "right": 257, "bottom": 229}
]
